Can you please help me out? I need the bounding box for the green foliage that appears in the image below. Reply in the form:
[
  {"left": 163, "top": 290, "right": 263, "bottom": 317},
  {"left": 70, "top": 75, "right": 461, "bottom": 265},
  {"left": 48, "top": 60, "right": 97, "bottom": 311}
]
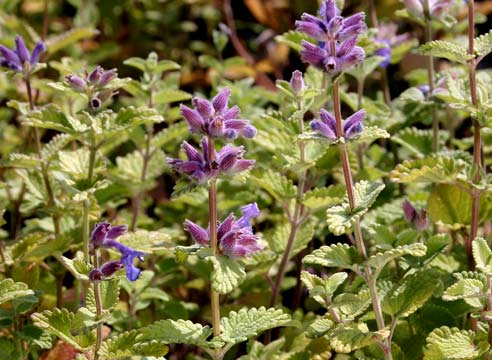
[
  {"left": 0, "top": 279, "right": 34, "bottom": 305},
  {"left": 303, "top": 243, "right": 361, "bottom": 272},
  {"left": 100, "top": 330, "right": 169, "bottom": 359},
  {"left": 475, "top": 30, "right": 492, "bottom": 58},
  {"left": 218, "top": 307, "right": 293, "bottom": 345},
  {"left": 423, "top": 327, "right": 489, "bottom": 359},
  {"left": 139, "top": 319, "right": 212, "bottom": 348},
  {"left": 417, "top": 40, "right": 474, "bottom": 64},
  {"left": 250, "top": 169, "right": 297, "bottom": 201},
  {"left": 326, "top": 181, "right": 385, "bottom": 235},
  {"left": 472, "top": 237, "right": 492, "bottom": 274},
  {"left": 301, "top": 271, "right": 348, "bottom": 307},
  {"left": 207, "top": 255, "right": 247, "bottom": 295}
]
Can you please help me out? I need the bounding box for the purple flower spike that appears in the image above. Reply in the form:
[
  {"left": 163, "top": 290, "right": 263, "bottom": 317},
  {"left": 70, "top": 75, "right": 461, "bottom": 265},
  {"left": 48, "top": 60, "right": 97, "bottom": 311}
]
[
  {"left": 181, "top": 105, "right": 205, "bottom": 133},
  {"left": 343, "top": 109, "right": 365, "bottom": 139},
  {"left": 184, "top": 219, "right": 210, "bottom": 245},
  {"left": 15, "top": 36, "right": 30, "bottom": 63},
  {"left": 290, "top": 70, "right": 304, "bottom": 94},
  {"left": 212, "top": 88, "right": 231, "bottom": 113},
  {"left": 192, "top": 97, "right": 214, "bottom": 117},
  {"left": 220, "top": 228, "right": 263, "bottom": 258},
  {"left": 311, "top": 109, "right": 338, "bottom": 140}
]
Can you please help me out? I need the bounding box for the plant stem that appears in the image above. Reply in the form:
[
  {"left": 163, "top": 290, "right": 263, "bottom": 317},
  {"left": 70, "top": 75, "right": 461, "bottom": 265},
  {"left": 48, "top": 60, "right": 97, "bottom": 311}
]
[
  {"left": 93, "top": 251, "right": 103, "bottom": 360},
  {"left": 329, "top": 39, "right": 392, "bottom": 359},
  {"left": 423, "top": 1, "right": 439, "bottom": 152},
  {"left": 130, "top": 123, "right": 153, "bottom": 231},
  {"left": 468, "top": 0, "right": 482, "bottom": 267},
  {"left": 487, "top": 275, "right": 492, "bottom": 360},
  {"left": 269, "top": 98, "right": 307, "bottom": 310},
  {"left": 207, "top": 136, "right": 221, "bottom": 359}
]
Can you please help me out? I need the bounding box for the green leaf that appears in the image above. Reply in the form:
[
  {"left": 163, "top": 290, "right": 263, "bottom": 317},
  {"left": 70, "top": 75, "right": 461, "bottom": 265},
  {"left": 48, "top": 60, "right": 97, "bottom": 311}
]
[
  {"left": 275, "top": 30, "right": 312, "bottom": 52},
  {"left": 151, "top": 122, "right": 188, "bottom": 148},
  {"left": 303, "top": 243, "right": 361, "bottom": 271},
  {"left": 117, "top": 230, "right": 172, "bottom": 253},
  {"left": 333, "top": 289, "right": 372, "bottom": 319},
  {"left": 302, "top": 185, "right": 345, "bottom": 211},
  {"left": 59, "top": 253, "right": 93, "bottom": 281},
  {"left": 390, "top": 156, "right": 469, "bottom": 184},
  {"left": 382, "top": 271, "right": 437, "bottom": 318},
  {"left": 0, "top": 279, "right": 34, "bottom": 305},
  {"left": 428, "top": 184, "right": 471, "bottom": 229},
  {"left": 442, "top": 278, "right": 484, "bottom": 308},
  {"left": 301, "top": 271, "right": 348, "bottom": 307},
  {"left": 392, "top": 128, "right": 447, "bottom": 156},
  {"left": 250, "top": 169, "right": 297, "bottom": 201},
  {"left": 31, "top": 308, "right": 95, "bottom": 350},
  {"left": 306, "top": 317, "right": 334, "bottom": 338},
  {"left": 87, "top": 279, "right": 120, "bottom": 313},
  {"left": 472, "top": 237, "right": 492, "bottom": 274},
  {"left": 475, "top": 30, "right": 492, "bottom": 58},
  {"left": 206, "top": 255, "right": 246, "bottom": 295},
  {"left": 154, "top": 89, "right": 192, "bottom": 105},
  {"left": 423, "top": 326, "right": 489, "bottom": 360},
  {"left": 101, "top": 330, "right": 169, "bottom": 359},
  {"left": 21, "top": 104, "right": 89, "bottom": 134},
  {"left": 41, "top": 133, "right": 72, "bottom": 162},
  {"left": 417, "top": 40, "right": 474, "bottom": 64},
  {"left": 326, "top": 181, "right": 385, "bottom": 236},
  {"left": 139, "top": 319, "right": 212, "bottom": 348},
  {"left": 330, "top": 323, "right": 377, "bottom": 353},
  {"left": 367, "top": 243, "right": 427, "bottom": 279},
  {"left": 219, "top": 307, "right": 293, "bottom": 345},
  {"left": 45, "top": 28, "right": 99, "bottom": 54}
]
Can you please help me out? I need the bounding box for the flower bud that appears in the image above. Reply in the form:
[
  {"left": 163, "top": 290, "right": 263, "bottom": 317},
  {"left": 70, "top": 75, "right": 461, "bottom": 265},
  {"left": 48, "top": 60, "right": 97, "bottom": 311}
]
[
  {"left": 100, "top": 260, "right": 124, "bottom": 277},
  {"left": 89, "top": 269, "right": 103, "bottom": 282},
  {"left": 88, "top": 66, "right": 103, "bottom": 83},
  {"left": 99, "top": 68, "right": 118, "bottom": 86},
  {"left": 289, "top": 70, "right": 304, "bottom": 94},
  {"left": 66, "top": 75, "right": 87, "bottom": 91}
]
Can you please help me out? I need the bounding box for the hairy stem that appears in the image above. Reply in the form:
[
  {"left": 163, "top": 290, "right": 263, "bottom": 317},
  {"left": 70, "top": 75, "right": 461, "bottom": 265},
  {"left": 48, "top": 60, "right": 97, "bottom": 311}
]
[
  {"left": 329, "top": 38, "right": 391, "bottom": 359},
  {"left": 207, "top": 136, "right": 221, "bottom": 359},
  {"left": 93, "top": 251, "right": 103, "bottom": 360},
  {"left": 269, "top": 98, "right": 307, "bottom": 308},
  {"left": 424, "top": 1, "right": 439, "bottom": 152},
  {"left": 468, "top": 0, "right": 482, "bottom": 268},
  {"left": 82, "top": 199, "right": 90, "bottom": 263}
]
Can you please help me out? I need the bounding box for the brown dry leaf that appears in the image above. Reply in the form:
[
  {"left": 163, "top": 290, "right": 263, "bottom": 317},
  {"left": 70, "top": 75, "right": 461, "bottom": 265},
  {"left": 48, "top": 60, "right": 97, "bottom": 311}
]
[{"left": 40, "top": 340, "right": 80, "bottom": 360}]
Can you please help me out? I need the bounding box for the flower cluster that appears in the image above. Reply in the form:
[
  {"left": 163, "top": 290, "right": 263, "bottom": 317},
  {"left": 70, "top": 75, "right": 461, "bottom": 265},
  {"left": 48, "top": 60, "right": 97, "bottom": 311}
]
[
  {"left": 181, "top": 88, "right": 256, "bottom": 139},
  {"left": 0, "top": 35, "right": 45, "bottom": 73},
  {"left": 184, "top": 203, "right": 263, "bottom": 258},
  {"left": 65, "top": 65, "right": 119, "bottom": 110},
  {"left": 310, "top": 108, "right": 365, "bottom": 140},
  {"left": 167, "top": 138, "right": 254, "bottom": 183},
  {"left": 403, "top": 0, "right": 453, "bottom": 18},
  {"left": 296, "top": 0, "right": 366, "bottom": 75},
  {"left": 88, "top": 222, "right": 145, "bottom": 281}
]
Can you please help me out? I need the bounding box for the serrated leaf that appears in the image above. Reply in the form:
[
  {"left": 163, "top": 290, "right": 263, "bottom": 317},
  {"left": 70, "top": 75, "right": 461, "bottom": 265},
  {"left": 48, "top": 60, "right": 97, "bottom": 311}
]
[
  {"left": 302, "top": 185, "right": 345, "bottom": 210},
  {"left": 151, "top": 122, "right": 188, "bottom": 148},
  {"left": 0, "top": 279, "right": 34, "bottom": 305},
  {"left": 87, "top": 279, "right": 120, "bottom": 313},
  {"left": 1, "top": 153, "right": 40, "bottom": 168},
  {"left": 334, "top": 289, "right": 372, "bottom": 319},
  {"left": 21, "top": 104, "right": 89, "bottom": 134},
  {"left": 428, "top": 184, "right": 472, "bottom": 229},
  {"left": 330, "top": 323, "right": 376, "bottom": 353},
  {"left": 382, "top": 271, "right": 436, "bottom": 318},
  {"left": 207, "top": 255, "right": 246, "bottom": 295},
  {"left": 59, "top": 253, "right": 93, "bottom": 281},
  {"left": 31, "top": 308, "right": 95, "bottom": 350},
  {"left": 250, "top": 169, "right": 297, "bottom": 201},
  {"left": 101, "top": 330, "right": 169, "bottom": 359},
  {"left": 442, "top": 278, "right": 484, "bottom": 308},
  {"left": 392, "top": 128, "right": 447, "bottom": 156},
  {"left": 424, "top": 326, "right": 489, "bottom": 359},
  {"left": 41, "top": 133, "right": 72, "bottom": 162},
  {"left": 301, "top": 271, "right": 348, "bottom": 307},
  {"left": 472, "top": 237, "right": 492, "bottom": 274},
  {"left": 139, "top": 319, "right": 212, "bottom": 348},
  {"left": 303, "top": 243, "right": 361, "bottom": 271},
  {"left": 219, "top": 307, "right": 292, "bottom": 345},
  {"left": 367, "top": 243, "right": 427, "bottom": 279},
  {"left": 417, "top": 40, "right": 474, "bottom": 64},
  {"left": 306, "top": 317, "right": 334, "bottom": 338},
  {"left": 326, "top": 181, "right": 384, "bottom": 236},
  {"left": 390, "top": 156, "right": 469, "bottom": 184},
  {"left": 475, "top": 30, "right": 492, "bottom": 57}
]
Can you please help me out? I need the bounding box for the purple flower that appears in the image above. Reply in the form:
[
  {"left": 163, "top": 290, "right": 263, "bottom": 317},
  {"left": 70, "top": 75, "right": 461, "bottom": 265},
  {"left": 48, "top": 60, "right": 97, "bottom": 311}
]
[
  {"left": 184, "top": 203, "right": 263, "bottom": 258},
  {"left": 180, "top": 87, "right": 256, "bottom": 139},
  {"left": 375, "top": 40, "right": 391, "bottom": 68},
  {"left": 310, "top": 109, "right": 365, "bottom": 140},
  {"left": 0, "top": 35, "right": 46, "bottom": 72},
  {"left": 167, "top": 138, "right": 255, "bottom": 183},
  {"left": 89, "top": 222, "right": 143, "bottom": 281},
  {"left": 88, "top": 260, "right": 124, "bottom": 282},
  {"left": 65, "top": 66, "right": 119, "bottom": 94},
  {"left": 403, "top": 199, "right": 428, "bottom": 231},
  {"left": 374, "top": 23, "right": 411, "bottom": 68}
]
